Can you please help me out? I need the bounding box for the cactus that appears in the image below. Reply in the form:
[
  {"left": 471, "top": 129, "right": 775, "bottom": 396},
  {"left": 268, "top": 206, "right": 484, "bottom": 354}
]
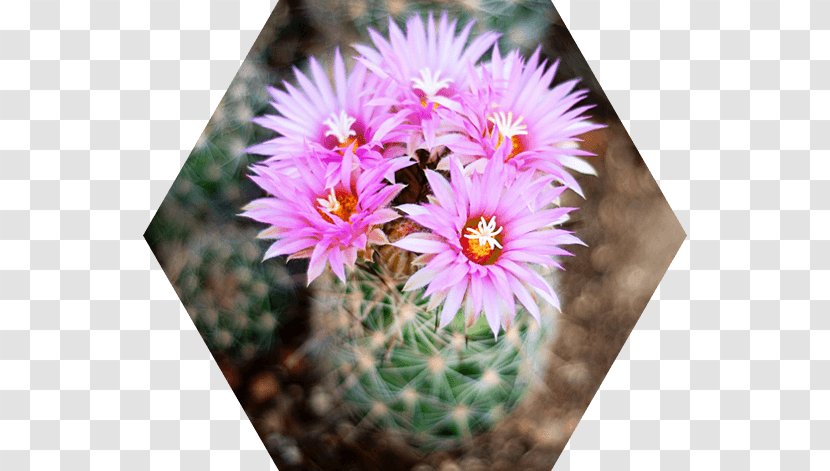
[
  {"left": 179, "top": 60, "right": 276, "bottom": 221},
  {"left": 146, "top": 56, "right": 277, "bottom": 246},
  {"left": 146, "top": 61, "right": 286, "bottom": 362},
  {"left": 170, "top": 227, "right": 296, "bottom": 363},
  {"left": 309, "top": 261, "right": 555, "bottom": 450},
  {"left": 189, "top": 63, "right": 273, "bottom": 196},
  {"left": 301, "top": 0, "right": 554, "bottom": 57},
  {"left": 477, "top": 0, "right": 557, "bottom": 51}
]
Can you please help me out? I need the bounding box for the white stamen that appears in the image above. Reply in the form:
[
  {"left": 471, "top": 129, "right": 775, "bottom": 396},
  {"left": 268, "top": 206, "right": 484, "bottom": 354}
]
[
  {"left": 316, "top": 188, "right": 341, "bottom": 214},
  {"left": 323, "top": 111, "right": 357, "bottom": 144},
  {"left": 411, "top": 68, "right": 453, "bottom": 100},
  {"left": 464, "top": 216, "right": 504, "bottom": 250},
  {"left": 487, "top": 111, "right": 528, "bottom": 139}
]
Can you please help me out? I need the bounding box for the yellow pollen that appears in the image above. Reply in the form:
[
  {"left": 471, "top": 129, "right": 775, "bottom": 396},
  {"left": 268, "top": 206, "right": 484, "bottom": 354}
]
[
  {"left": 494, "top": 133, "right": 524, "bottom": 161},
  {"left": 466, "top": 238, "right": 494, "bottom": 259},
  {"left": 316, "top": 188, "right": 358, "bottom": 223},
  {"left": 460, "top": 216, "right": 504, "bottom": 265},
  {"left": 487, "top": 111, "right": 528, "bottom": 161},
  {"left": 420, "top": 98, "right": 440, "bottom": 110},
  {"left": 338, "top": 136, "right": 361, "bottom": 153}
]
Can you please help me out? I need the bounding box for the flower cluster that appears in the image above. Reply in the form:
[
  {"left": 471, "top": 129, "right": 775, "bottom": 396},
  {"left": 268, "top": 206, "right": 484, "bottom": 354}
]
[{"left": 244, "top": 13, "right": 600, "bottom": 336}]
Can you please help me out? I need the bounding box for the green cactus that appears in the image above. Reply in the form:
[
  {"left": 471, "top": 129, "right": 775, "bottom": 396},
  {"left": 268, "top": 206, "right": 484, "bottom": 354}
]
[
  {"left": 171, "top": 227, "right": 296, "bottom": 363},
  {"left": 145, "top": 57, "right": 277, "bottom": 247},
  {"left": 179, "top": 61, "right": 276, "bottom": 219},
  {"left": 309, "top": 262, "right": 555, "bottom": 450},
  {"left": 301, "top": 0, "right": 553, "bottom": 57},
  {"left": 477, "top": 0, "right": 556, "bottom": 52}
]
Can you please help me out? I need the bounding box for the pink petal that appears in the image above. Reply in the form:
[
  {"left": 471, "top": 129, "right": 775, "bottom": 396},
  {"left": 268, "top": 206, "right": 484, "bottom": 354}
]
[
  {"left": 480, "top": 276, "right": 503, "bottom": 338},
  {"left": 403, "top": 267, "right": 437, "bottom": 292},
  {"left": 329, "top": 248, "right": 346, "bottom": 282},
  {"left": 307, "top": 243, "right": 329, "bottom": 284},
  {"left": 392, "top": 233, "right": 447, "bottom": 254},
  {"left": 424, "top": 169, "right": 455, "bottom": 210},
  {"left": 439, "top": 279, "right": 467, "bottom": 328}
]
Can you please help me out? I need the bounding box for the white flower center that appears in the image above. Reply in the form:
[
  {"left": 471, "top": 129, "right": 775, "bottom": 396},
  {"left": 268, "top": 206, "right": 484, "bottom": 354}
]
[
  {"left": 316, "top": 188, "right": 341, "bottom": 214},
  {"left": 323, "top": 111, "right": 357, "bottom": 144},
  {"left": 464, "top": 216, "right": 504, "bottom": 250},
  {"left": 487, "top": 111, "right": 528, "bottom": 139},
  {"left": 411, "top": 68, "right": 453, "bottom": 100}
]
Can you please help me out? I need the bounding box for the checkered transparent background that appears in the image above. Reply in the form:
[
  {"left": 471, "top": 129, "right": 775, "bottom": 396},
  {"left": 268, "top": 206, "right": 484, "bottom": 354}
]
[{"left": 0, "top": 0, "right": 827, "bottom": 469}]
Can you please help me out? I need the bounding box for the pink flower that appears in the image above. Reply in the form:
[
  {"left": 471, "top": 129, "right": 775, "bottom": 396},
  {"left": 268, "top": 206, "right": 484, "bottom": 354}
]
[
  {"left": 247, "top": 49, "right": 410, "bottom": 177},
  {"left": 355, "top": 12, "right": 498, "bottom": 122},
  {"left": 243, "top": 152, "right": 412, "bottom": 284},
  {"left": 392, "top": 159, "right": 582, "bottom": 337},
  {"left": 447, "top": 47, "right": 602, "bottom": 196}
]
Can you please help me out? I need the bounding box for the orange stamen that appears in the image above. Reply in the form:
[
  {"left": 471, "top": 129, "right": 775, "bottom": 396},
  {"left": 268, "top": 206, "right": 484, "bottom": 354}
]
[{"left": 317, "top": 188, "right": 358, "bottom": 223}]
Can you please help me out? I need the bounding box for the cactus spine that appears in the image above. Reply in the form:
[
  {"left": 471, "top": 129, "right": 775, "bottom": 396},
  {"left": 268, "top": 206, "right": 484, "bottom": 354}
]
[
  {"left": 171, "top": 228, "right": 295, "bottom": 363},
  {"left": 310, "top": 261, "right": 555, "bottom": 450}
]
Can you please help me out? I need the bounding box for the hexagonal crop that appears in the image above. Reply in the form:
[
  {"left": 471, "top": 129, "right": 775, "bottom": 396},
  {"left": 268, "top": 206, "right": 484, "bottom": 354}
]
[{"left": 145, "top": 1, "right": 685, "bottom": 470}]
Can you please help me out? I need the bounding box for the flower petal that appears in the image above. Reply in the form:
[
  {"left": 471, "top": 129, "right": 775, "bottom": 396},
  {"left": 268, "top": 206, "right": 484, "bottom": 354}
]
[
  {"left": 393, "top": 233, "right": 448, "bottom": 254},
  {"left": 439, "top": 278, "right": 467, "bottom": 328}
]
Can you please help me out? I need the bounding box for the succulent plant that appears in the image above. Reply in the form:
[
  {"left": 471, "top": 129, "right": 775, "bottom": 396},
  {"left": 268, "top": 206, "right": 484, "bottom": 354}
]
[
  {"left": 302, "top": 0, "right": 554, "bottom": 55},
  {"left": 477, "top": 0, "right": 557, "bottom": 51},
  {"left": 309, "top": 263, "right": 555, "bottom": 450},
  {"left": 182, "top": 61, "right": 276, "bottom": 217},
  {"left": 237, "top": 11, "right": 589, "bottom": 452},
  {"left": 170, "top": 228, "right": 297, "bottom": 363},
  {"left": 145, "top": 57, "right": 277, "bottom": 247}
]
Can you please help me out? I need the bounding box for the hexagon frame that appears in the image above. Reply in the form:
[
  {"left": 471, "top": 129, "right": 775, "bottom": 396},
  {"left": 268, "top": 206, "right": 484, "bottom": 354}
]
[{"left": 145, "top": 1, "right": 685, "bottom": 469}]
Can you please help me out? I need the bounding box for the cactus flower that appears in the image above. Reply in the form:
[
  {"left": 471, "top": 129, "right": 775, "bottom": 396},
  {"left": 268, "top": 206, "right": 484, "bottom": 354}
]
[
  {"left": 243, "top": 152, "right": 412, "bottom": 284},
  {"left": 392, "top": 159, "right": 582, "bottom": 337},
  {"left": 449, "top": 47, "right": 603, "bottom": 196},
  {"left": 246, "top": 13, "right": 595, "bottom": 333},
  {"left": 247, "top": 49, "right": 410, "bottom": 176},
  {"left": 354, "top": 12, "right": 499, "bottom": 124}
]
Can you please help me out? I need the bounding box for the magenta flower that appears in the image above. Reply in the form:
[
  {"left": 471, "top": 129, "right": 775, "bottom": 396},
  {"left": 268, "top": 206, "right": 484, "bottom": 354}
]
[
  {"left": 243, "top": 13, "right": 599, "bottom": 337},
  {"left": 243, "top": 152, "right": 412, "bottom": 283},
  {"left": 448, "top": 47, "right": 602, "bottom": 196},
  {"left": 247, "top": 49, "right": 410, "bottom": 177},
  {"left": 355, "top": 12, "right": 498, "bottom": 119},
  {"left": 392, "top": 159, "right": 582, "bottom": 337}
]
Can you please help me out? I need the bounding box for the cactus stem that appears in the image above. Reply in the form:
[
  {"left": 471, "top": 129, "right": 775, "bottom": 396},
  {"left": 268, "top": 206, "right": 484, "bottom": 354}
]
[{"left": 310, "top": 267, "right": 555, "bottom": 450}]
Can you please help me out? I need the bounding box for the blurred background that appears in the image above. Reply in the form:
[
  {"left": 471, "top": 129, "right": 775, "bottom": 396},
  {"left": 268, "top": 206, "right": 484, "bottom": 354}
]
[{"left": 145, "top": 0, "right": 685, "bottom": 469}]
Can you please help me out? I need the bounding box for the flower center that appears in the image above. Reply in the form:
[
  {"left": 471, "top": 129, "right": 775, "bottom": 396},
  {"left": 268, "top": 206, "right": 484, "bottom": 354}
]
[
  {"left": 338, "top": 135, "right": 364, "bottom": 153},
  {"left": 316, "top": 187, "right": 358, "bottom": 223},
  {"left": 487, "top": 111, "right": 528, "bottom": 161},
  {"left": 412, "top": 68, "right": 452, "bottom": 106},
  {"left": 324, "top": 111, "right": 362, "bottom": 151},
  {"left": 460, "top": 216, "right": 504, "bottom": 265}
]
